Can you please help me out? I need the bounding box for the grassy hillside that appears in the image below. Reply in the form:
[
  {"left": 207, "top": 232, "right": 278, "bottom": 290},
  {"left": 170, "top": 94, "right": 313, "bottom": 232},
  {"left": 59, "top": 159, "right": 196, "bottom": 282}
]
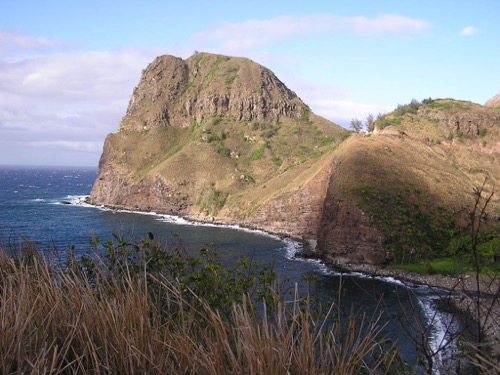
[
  {"left": 107, "top": 110, "right": 348, "bottom": 216},
  {"left": 336, "top": 98, "right": 500, "bottom": 262},
  {"left": 91, "top": 53, "right": 499, "bottom": 266}
]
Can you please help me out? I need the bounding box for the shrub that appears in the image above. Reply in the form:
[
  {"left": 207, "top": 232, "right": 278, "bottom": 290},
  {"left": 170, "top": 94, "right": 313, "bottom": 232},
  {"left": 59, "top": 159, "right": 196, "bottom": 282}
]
[
  {"left": 248, "top": 144, "right": 266, "bottom": 160},
  {"left": 197, "top": 182, "right": 228, "bottom": 215},
  {"left": 393, "top": 99, "right": 421, "bottom": 116},
  {"left": 211, "top": 116, "right": 222, "bottom": 126},
  {"left": 215, "top": 144, "right": 231, "bottom": 156},
  {"left": 354, "top": 186, "right": 459, "bottom": 263},
  {"left": 272, "top": 157, "right": 282, "bottom": 166},
  {"left": 225, "top": 75, "right": 236, "bottom": 84},
  {"left": 319, "top": 136, "right": 336, "bottom": 146}
]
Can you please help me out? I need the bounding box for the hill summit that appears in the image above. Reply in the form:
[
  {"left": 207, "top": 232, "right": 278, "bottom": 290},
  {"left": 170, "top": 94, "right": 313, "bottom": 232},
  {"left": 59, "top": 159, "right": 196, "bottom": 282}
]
[
  {"left": 90, "top": 53, "right": 500, "bottom": 266},
  {"left": 121, "top": 53, "right": 309, "bottom": 131}
]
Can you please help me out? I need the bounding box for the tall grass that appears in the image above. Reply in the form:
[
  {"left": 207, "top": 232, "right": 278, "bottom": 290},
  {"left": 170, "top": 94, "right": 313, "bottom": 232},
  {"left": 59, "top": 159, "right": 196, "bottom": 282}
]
[{"left": 0, "top": 241, "right": 399, "bottom": 374}]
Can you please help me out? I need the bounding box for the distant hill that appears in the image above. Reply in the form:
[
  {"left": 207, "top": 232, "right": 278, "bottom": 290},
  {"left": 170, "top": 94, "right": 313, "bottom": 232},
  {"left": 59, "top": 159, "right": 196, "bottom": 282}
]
[
  {"left": 318, "top": 98, "right": 500, "bottom": 263},
  {"left": 90, "top": 53, "right": 500, "bottom": 265},
  {"left": 485, "top": 93, "right": 500, "bottom": 107}
]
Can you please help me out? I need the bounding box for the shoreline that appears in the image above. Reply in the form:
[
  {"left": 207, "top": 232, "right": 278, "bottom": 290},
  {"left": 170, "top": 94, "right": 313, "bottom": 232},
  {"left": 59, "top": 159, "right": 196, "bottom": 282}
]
[
  {"left": 321, "top": 256, "right": 499, "bottom": 352},
  {"left": 321, "top": 255, "right": 498, "bottom": 297},
  {"left": 78, "top": 199, "right": 499, "bottom": 365},
  {"left": 84, "top": 199, "right": 499, "bottom": 348},
  {"left": 86, "top": 199, "right": 495, "bottom": 294}
]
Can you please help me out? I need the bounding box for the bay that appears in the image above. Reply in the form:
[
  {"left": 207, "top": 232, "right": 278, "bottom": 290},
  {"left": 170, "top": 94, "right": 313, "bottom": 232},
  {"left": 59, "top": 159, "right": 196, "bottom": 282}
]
[{"left": 0, "top": 165, "right": 460, "bottom": 370}]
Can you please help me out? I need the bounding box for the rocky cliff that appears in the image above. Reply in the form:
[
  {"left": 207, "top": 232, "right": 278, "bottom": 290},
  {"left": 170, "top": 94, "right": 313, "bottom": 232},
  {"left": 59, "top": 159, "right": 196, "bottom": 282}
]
[
  {"left": 120, "top": 53, "right": 306, "bottom": 131},
  {"left": 90, "top": 53, "right": 500, "bottom": 265}
]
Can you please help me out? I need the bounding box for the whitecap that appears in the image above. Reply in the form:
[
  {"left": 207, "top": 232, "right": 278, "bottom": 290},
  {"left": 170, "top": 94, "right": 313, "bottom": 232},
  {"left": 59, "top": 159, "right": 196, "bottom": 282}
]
[
  {"left": 373, "top": 275, "right": 406, "bottom": 286},
  {"left": 418, "top": 296, "right": 459, "bottom": 373},
  {"left": 278, "top": 238, "right": 344, "bottom": 276},
  {"left": 51, "top": 195, "right": 90, "bottom": 206},
  {"left": 417, "top": 295, "right": 460, "bottom": 373}
]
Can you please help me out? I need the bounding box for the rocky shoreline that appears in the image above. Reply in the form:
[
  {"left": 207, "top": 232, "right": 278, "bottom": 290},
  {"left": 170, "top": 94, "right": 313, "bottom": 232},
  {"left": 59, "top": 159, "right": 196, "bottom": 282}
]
[
  {"left": 90, "top": 200, "right": 497, "bottom": 296},
  {"left": 88, "top": 200, "right": 499, "bottom": 358},
  {"left": 323, "top": 257, "right": 487, "bottom": 292},
  {"left": 295, "top": 241, "right": 499, "bottom": 357},
  {"left": 317, "top": 255, "right": 499, "bottom": 355}
]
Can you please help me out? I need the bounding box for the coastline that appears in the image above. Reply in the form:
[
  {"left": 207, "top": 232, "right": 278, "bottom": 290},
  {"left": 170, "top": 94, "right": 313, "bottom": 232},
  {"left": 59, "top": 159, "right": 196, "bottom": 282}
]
[
  {"left": 85, "top": 199, "right": 499, "bottom": 351},
  {"left": 86, "top": 199, "right": 495, "bottom": 294},
  {"left": 82, "top": 198, "right": 500, "bottom": 364},
  {"left": 321, "top": 255, "right": 500, "bottom": 351}
]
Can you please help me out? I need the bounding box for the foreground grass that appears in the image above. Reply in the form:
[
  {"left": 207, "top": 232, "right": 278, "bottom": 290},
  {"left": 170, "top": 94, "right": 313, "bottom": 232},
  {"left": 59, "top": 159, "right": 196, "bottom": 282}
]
[{"left": 0, "top": 242, "right": 401, "bottom": 375}]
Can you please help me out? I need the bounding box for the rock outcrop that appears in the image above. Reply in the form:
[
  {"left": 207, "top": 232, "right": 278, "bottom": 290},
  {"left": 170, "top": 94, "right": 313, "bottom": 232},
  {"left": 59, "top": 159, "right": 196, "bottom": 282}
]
[
  {"left": 120, "top": 53, "right": 307, "bottom": 131},
  {"left": 90, "top": 53, "right": 500, "bottom": 266}
]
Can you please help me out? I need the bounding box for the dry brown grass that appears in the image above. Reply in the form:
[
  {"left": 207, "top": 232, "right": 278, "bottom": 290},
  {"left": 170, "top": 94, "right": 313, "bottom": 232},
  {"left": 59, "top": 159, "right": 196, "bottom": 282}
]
[
  {"left": 0, "top": 248, "right": 398, "bottom": 375},
  {"left": 334, "top": 114, "right": 500, "bottom": 227}
]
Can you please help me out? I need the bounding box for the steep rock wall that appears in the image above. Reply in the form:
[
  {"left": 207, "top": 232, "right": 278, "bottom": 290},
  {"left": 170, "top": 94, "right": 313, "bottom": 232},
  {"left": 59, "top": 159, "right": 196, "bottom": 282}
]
[
  {"left": 89, "top": 53, "right": 424, "bottom": 266},
  {"left": 119, "top": 53, "right": 307, "bottom": 131}
]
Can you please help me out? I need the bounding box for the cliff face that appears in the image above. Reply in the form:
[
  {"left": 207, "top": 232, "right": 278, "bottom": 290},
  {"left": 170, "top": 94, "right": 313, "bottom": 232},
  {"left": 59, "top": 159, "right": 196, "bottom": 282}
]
[
  {"left": 90, "top": 53, "right": 500, "bottom": 265},
  {"left": 120, "top": 53, "right": 306, "bottom": 131}
]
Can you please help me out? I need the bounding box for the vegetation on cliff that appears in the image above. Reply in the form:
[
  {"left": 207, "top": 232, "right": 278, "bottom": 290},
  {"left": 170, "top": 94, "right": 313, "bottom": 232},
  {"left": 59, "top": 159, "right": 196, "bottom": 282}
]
[
  {"left": 342, "top": 97, "right": 500, "bottom": 265},
  {"left": 90, "top": 52, "right": 500, "bottom": 268}
]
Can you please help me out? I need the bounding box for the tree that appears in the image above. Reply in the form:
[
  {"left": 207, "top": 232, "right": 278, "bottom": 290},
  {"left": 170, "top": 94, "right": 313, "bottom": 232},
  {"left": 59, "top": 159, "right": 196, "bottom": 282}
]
[
  {"left": 350, "top": 118, "right": 363, "bottom": 132},
  {"left": 365, "top": 113, "right": 375, "bottom": 133}
]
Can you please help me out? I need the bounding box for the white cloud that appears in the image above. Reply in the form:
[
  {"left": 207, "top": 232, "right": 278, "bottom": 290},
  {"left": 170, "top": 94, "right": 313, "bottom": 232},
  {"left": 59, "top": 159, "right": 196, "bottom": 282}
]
[
  {"left": 460, "top": 26, "right": 480, "bottom": 36},
  {"left": 281, "top": 76, "right": 390, "bottom": 128},
  {"left": 343, "top": 14, "right": 430, "bottom": 35},
  {"left": 194, "top": 13, "right": 430, "bottom": 50},
  {"left": 0, "top": 30, "right": 166, "bottom": 165},
  {"left": 1, "top": 49, "right": 154, "bottom": 101},
  {"left": 0, "top": 29, "right": 65, "bottom": 58},
  {"left": 312, "top": 98, "right": 390, "bottom": 127},
  {"left": 28, "top": 140, "right": 103, "bottom": 152}
]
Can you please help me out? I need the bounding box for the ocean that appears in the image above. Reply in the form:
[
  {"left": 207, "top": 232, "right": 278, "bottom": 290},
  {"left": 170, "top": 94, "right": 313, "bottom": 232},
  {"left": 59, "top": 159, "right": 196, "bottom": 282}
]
[{"left": 0, "top": 164, "right": 461, "bottom": 371}]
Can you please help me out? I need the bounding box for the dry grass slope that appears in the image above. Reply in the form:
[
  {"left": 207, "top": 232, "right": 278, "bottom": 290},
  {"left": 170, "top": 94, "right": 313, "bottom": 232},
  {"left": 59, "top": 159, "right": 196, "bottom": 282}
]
[
  {"left": 91, "top": 53, "right": 499, "bottom": 265},
  {"left": 337, "top": 98, "right": 500, "bottom": 260},
  {"left": 0, "top": 246, "right": 401, "bottom": 374}
]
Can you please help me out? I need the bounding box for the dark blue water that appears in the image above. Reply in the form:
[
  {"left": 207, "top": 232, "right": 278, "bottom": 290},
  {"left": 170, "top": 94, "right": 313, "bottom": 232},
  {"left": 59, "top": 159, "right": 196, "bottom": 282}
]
[
  {"left": 0, "top": 165, "right": 315, "bottom": 284},
  {"left": 0, "top": 165, "right": 459, "bottom": 371}
]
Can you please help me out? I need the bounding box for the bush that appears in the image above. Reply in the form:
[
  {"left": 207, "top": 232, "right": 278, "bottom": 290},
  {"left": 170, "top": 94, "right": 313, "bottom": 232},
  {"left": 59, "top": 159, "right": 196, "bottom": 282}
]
[
  {"left": 393, "top": 99, "right": 421, "bottom": 116},
  {"left": 319, "top": 136, "right": 336, "bottom": 146},
  {"left": 272, "top": 157, "right": 282, "bottom": 166},
  {"left": 215, "top": 144, "right": 231, "bottom": 156},
  {"left": 197, "top": 182, "right": 228, "bottom": 215},
  {"left": 354, "top": 187, "right": 459, "bottom": 263},
  {"left": 248, "top": 144, "right": 266, "bottom": 160}
]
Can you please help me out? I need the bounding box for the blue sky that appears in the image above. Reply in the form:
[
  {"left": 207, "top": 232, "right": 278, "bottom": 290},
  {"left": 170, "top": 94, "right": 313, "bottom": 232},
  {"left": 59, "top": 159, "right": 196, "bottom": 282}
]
[{"left": 1, "top": 0, "right": 498, "bottom": 166}]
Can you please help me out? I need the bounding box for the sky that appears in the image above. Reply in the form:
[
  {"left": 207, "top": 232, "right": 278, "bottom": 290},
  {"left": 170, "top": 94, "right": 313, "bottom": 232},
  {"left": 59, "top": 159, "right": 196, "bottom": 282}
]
[{"left": 0, "top": 1, "right": 498, "bottom": 167}]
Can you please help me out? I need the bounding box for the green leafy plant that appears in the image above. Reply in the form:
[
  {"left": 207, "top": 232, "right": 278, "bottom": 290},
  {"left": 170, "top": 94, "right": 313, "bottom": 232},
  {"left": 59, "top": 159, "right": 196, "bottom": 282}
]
[
  {"left": 248, "top": 144, "right": 266, "bottom": 160},
  {"left": 355, "top": 186, "right": 459, "bottom": 263},
  {"left": 272, "top": 157, "right": 282, "bottom": 166},
  {"left": 197, "top": 182, "right": 228, "bottom": 215}
]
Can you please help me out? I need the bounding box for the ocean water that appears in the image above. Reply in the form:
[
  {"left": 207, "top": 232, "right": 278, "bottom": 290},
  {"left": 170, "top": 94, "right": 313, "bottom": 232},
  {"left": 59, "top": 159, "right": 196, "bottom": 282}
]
[{"left": 0, "top": 165, "right": 460, "bottom": 371}]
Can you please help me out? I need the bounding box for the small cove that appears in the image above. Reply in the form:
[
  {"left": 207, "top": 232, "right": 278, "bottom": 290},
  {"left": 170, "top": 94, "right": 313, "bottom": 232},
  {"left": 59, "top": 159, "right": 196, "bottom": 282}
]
[{"left": 0, "top": 165, "right": 463, "bottom": 372}]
